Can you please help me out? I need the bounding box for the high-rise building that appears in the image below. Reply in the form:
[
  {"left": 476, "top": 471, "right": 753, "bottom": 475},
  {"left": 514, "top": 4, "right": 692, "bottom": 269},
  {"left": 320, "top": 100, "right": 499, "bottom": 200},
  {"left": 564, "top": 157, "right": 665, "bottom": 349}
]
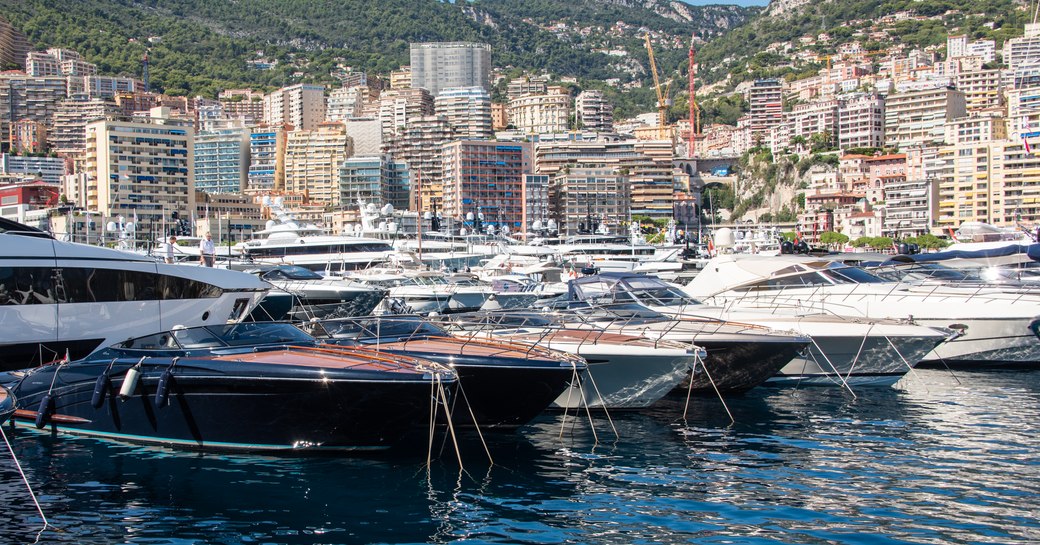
[
  {"left": 264, "top": 84, "right": 327, "bottom": 130},
  {"left": 377, "top": 88, "right": 434, "bottom": 139},
  {"left": 194, "top": 127, "right": 250, "bottom": 194},
  {"left": 218, "top": 89, "right": 265, "bottom": 126},
  {"left": 748, "top": 79, "right": 783, "bottom": 143},
  {"left": 70, "top": 75, "right": 144, "bottom": 99},
  {"left": 534, "top": 139, "right": 675, "bottom": 220},
  {"left": 326, "top": 86, "right": 371, "bottom": 122},
  {"left": 390, "top": 115, "right": 452, "bottom": 210},
  {"left": 343, "top": 118, "right": 382, "bottom": 156},
  {"left": 0, "top": 17, "right": 31, "bottom": 70},
  {"left": 1007, "top": 87, "right": 1040, "bottom": 138},
  {"left": 551, "top": 167, "right": 630, "bottom": 237},
  {"left": 0, "top": 73, "right": 67, "bottom": 143},
  {"left": 1004, "top": 23, "right": 1040, "bottom": 73},
  {"left": 770, "top": 98, "right": 840, "bottom": 154},
  {"left": 247, "top": 126, "right": 287, "bottom": 193},
  {"left": 1, "top": 153, "right": 65, "bottom": 183},
  {"left": 409, "top": 42, "right": 492, "bottom": 96},
  {"left": 884, "top": 87, "right": 966, "bottom": 148},
  {"left": 441, "top": 141, "right": 532, "bottom": 232},
  {"left": 339, "top": 155, "right": 410, "bottom": 210},
  {"left": 956, "top": 69, "right": 1004, "bottom": 112},
  {"left": 882, "top": 178, "right": 938, "bottom": 239},
  {"left": 82, "top": 107, "right": 195, "bottom": 226},
  {"left": 508, "top": 86, "right": 571, "bottom": 134},
  {"left": 838, "top": 93, "right": 885, "bottom": 151},
  {"left": 575, "top": 90, "right": 614, "bottom": 133},
  {"left": 9, "top": 119, "right": 46, "bottom": 154},
  {"left": 434, "top": 87, "right": 493, "bottom": 140},
  {"left": 389, "top": 66, "right": 411, "bottom": 90},
  {"left": 491, "top": 103, "right": 509, "bottom": 131},
  {"left": 49, "top": 97, "right": 119, "bottom": 157},
  {"left": 934, "top": 140, "right": 1040, "bottom": 228},
  {"left": 506, "top": 76, "right": 549, "bottom": 101},
  {"left": 26, "top": 49, "right": 97, "bottom": 77},
  {"left": 944, "top": 113, "right": 1007, "bottom": 145},
  {"left": 284, "top": 122, "right": 353, "bottom": 205}
]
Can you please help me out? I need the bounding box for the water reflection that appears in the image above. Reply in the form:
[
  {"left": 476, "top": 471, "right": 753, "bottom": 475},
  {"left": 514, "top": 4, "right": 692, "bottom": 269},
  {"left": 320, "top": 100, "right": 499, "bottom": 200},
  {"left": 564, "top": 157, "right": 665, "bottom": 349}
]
[{"left": 0, "top": 370, "right": 1037, "bottom": 544}]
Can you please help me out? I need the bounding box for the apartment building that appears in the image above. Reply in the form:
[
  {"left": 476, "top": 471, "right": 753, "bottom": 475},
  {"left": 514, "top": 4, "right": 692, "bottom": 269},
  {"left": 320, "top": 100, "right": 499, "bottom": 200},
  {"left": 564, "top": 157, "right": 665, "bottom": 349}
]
[
  {"left": 0, "top": 73, "right": 67, "bottom": 141},
  {"left": 339, "top": 155, "right": 410, "bottom": 211},
  {"left": 82, "top": 107, "right": 195, "bottom": 226},
  {"left": 575, "top": 90, "right": 614, "bottom": 133},
  {"left": 944, "top": 113, "right": 1007, "bottom": 145},
  {"left": 264, "top": 84, "right": 327, "bottom": 131},
  {"left": 409, "top": 42, "right": 492, "bottom": 96},
  {"left": 884, "top": 87, "right": 966, "bottom": 148},
  {"left": 194, "top": 127, "right": 250, "bottom": 194},
  {"left": 389, "top": 115, "right": 452, "bottom": 210},
  {"left": 838, "top": 93, "right": 885, "bottom": 151},
  {"left": 284, "top": 122, "right": 353, "bottom": 206},
  {"left": 956, "top": 69, "right": 1004, "bottom": 112},
  {"left": 551, "top": 167, "right": 630, "bottom": 237},
  {"left": 246, "top": 126, "right": 287, "bottom": 193},
  {"left": 748, "top": 79, "right": 783, "bottom": 143},
  {"left": 441, "top": 140, "right": 532, "bottom": 231},
  {"left": 882, "top": 178, "right": 938, "bottom": 239},
  {"left": 434, "top": 86, "right": 493, "bottom": 140},
  {"left": 509, "top": 86, "right": 570, "bottom": 134}
]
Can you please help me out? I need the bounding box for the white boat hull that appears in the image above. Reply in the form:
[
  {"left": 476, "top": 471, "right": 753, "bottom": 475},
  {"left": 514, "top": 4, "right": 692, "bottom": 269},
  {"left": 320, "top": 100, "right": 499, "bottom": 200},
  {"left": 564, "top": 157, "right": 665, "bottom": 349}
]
[{"left": 551, "top": 346, "right": 692, "bottom": 409}]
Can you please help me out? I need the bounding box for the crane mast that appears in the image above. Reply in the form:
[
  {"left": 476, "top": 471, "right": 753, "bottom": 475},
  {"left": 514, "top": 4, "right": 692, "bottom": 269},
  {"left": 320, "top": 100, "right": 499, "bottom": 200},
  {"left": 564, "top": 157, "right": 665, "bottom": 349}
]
[{"left": 644, "top": 34, "right": 671, "bottom": 129}]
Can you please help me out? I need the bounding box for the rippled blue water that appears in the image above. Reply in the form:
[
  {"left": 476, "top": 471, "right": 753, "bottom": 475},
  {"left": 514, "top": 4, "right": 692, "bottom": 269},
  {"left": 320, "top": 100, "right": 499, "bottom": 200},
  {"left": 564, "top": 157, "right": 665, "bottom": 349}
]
[{"left": 2, "top": 369, "right": 1039, "bottom": 544}]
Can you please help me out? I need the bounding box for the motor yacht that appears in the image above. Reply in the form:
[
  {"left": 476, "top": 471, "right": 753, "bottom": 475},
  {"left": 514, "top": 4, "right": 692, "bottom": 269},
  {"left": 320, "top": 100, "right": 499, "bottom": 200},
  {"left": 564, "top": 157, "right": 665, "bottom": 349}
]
[
  {"left": 8, "top": 322, "right": 456, "bottom": 452},
  {"left": 569, "top": 272, "right": 949, "bottom": 386},
  {"left": 303, "top": 316, "right": 585, "bottom": 430},
  {"left": 0, "top": 218, "right": 269, "bottom": 371},
  {"left": 242, "top": 264, "right": 387, "bottom": 320},
  {"left": 539, "top": 303, "right": 810, "bottom": 394},
  {"left": 685, "top": 255, "right": 1040, "bottom": 368},
  {"left": 438, "top": 311, "right": 698, "bottom": 410}
]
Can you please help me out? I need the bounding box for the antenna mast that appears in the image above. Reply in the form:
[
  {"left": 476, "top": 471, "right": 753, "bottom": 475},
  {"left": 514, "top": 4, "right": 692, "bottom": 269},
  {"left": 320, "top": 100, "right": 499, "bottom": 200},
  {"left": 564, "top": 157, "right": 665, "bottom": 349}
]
[{"left": 688, "top": 34, "right": 697, "bottom": 159}]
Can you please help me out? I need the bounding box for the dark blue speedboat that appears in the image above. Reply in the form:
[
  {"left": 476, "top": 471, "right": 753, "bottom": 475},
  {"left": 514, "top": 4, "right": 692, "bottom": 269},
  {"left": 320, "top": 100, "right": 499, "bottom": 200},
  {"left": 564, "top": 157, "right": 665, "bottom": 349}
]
[
  {"left": 8, "top": 323, "right": 455, "bottom": 453},
  {"left": 305, "top": 316, "right": 586, "bottom": 431}
]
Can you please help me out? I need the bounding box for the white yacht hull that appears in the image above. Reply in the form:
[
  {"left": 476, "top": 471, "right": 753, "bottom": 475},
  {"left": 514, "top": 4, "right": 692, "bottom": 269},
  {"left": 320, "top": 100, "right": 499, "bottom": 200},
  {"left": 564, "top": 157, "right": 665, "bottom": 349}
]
[
  {"left": 771, "top": 333, "right": 946, "bottom": 386},
  {"left": 551, "top": 346, "right": 691, "bottom": 409},
  {"left": 916, "top": 316, "right": 1040, "bottom": 366},
  {"left": 447, "top": 289, "right": 491, "bottom": 312}
]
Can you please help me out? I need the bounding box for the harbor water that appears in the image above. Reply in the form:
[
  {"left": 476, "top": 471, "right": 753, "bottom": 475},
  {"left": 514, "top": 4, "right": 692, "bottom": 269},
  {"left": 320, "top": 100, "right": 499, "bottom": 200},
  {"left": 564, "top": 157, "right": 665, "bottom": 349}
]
[{"left": 1, "top": 369, "right": 1038, "bottom": 544}]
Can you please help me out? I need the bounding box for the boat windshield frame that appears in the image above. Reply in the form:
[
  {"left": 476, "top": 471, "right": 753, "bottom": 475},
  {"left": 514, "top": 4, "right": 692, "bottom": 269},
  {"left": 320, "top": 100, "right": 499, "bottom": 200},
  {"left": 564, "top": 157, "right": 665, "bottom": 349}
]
[{"left": 115, "top": 322, "right": 317, "bottom": 351}]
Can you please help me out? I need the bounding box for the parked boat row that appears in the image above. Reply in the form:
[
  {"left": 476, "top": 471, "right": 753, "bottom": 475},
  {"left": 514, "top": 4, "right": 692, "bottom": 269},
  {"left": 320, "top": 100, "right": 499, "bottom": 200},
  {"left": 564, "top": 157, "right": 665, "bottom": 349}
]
[{"left": 5, "top": 216, "right": 1040, "bottom": 456}]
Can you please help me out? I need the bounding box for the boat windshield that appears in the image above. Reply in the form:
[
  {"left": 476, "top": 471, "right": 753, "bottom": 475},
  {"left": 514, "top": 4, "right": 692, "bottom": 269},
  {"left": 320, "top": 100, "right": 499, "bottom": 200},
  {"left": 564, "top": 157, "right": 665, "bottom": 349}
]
[
  {"left": 869, "top": 263, "right": 972, "bottom": 282},
  {"left": 572, "top": 276, "right": 698, "bottom": 306},
  {"left": 308, "top": 316, "right": 448, "bottom": 342},
  {"left": 566, "top": 303, "right": 670, "bottom": 324},
  {"left": 258, "top": 265, "right": 325, "bottom": 281},
  {"left": 118, "top": 323, "right": 316, "bottom": 350}
]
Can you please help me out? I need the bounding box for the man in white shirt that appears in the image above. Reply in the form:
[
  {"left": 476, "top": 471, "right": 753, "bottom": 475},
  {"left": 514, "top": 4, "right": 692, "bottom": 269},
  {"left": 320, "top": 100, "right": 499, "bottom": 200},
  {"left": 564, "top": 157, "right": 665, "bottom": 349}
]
[
  {"left": 164, "top": 236, "right": 178, "bottom": 263},
  {"left": 199, "top": 233, "right": 216, "bottom": 267}
]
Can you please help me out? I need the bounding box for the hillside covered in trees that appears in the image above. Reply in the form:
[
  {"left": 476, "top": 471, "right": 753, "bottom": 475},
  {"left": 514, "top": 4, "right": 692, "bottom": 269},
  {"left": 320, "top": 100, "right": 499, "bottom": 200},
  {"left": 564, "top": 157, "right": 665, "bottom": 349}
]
[{"left": 0, "top": 0, "right": 755, "bottom": 114}]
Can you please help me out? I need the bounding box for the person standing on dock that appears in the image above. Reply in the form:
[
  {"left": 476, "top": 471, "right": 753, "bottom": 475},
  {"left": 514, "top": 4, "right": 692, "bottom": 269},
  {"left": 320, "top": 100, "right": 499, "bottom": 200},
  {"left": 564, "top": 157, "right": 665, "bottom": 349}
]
[
  {"left": 164, "top": 236, "right": 178, "bottom": 263},
  {"left": 199, "top": 233, "right": 216, "bottom": 267}
]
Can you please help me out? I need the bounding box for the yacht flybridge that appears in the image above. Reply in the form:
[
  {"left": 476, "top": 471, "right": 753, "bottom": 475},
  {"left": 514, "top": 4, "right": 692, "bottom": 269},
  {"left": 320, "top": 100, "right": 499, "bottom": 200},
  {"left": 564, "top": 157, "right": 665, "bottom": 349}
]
[{"left": 0, "top": 218, "right": 269, "bottom": 371}]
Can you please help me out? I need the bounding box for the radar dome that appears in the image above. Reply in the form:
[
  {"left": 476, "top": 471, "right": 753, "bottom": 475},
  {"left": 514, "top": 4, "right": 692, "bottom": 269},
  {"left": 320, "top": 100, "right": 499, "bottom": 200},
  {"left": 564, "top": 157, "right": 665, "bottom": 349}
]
[{"left": 714, "top": 227, "right": 735, "bottom": 248}]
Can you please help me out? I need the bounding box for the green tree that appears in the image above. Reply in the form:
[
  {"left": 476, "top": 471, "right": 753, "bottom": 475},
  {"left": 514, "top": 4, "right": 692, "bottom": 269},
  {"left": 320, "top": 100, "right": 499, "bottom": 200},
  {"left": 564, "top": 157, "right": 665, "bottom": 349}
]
[{"left": 819, "top": 231, "right": 849, "bottom": 249}]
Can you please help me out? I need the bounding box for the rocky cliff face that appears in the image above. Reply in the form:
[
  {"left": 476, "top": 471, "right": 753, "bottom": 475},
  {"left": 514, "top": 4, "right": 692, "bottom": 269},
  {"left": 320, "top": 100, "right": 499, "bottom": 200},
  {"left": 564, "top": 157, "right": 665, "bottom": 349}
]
[{"left": 730, "top": 151, "right": 836, "bottom": 222}]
